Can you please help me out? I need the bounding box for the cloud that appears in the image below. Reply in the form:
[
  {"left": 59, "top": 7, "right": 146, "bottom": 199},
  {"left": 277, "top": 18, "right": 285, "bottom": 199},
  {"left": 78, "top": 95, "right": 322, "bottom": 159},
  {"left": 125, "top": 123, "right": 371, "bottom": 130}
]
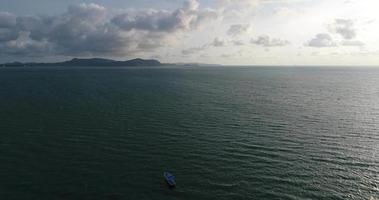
[
  {"left": 250, "top": 35, "right": 289, "bottom": 47},
  {"left": 0, "top": 4, "right": 130, "bottom": 57},
  {"left": 220, "top": 0, "right": 304, "bottom": 9},
  {"left": 328, "top": 19, "right": 356, "bottom": 40},
  {"left": 273, "top": 7, "right": 300, "bottom": 17},
  {"left": 211, "top": 37, "right": 226, "bottom": 47},
  {"left": 220, "top": 0, "right": 277, "bottom": 7},
  {"left": 67, "top": 3, "right": 107, "bottom": 22},
  {"left": 306, "top": 35, "right": 364, "bottom": 48},
  {"left": 111, "top": 0, "right": 218, "bottom": 32},
  {"left": 0, "top": 12, "right": 16, "bottom": 28},
  {"left": 0, "top": 31, "right": 50, "bottom": 56},
  {"left": 137, "top": 36, "right": 165, "bottom": 51},
  {"left": 183, "top": 0, "right": 200, "bottom": 10},
  {"left": 0, "top": 28, "right": 17, "bottom": 42},
  {"left": 181, "top": 45, "right": 207, "bottom": 55},
  {"left": 231, "top": 40, "right": 245, "bottom": 46},
  {"left": 341, "top": 40, "right": 364, "bottom": 46},
  {"left": 182, "top": 37, "right": 228, "bottom": 55},
  {"left": 183, "top": 33, "right": 292, "bottom": 56},
  {"left": 220, "top": 50, "right": 243, "bottom": 58},
  {"left": 306, "top": 19, "right": 363, "bottom": 48},
  {"left": 306, "top": 33, "right": 337, "bottom": 48},
  {"left": 0, "top": 1, "right": 218, "bottom": 59},
  {"left": 227, "top": 24, "right": 250, "bottom": 36},
  {"left": 46, "top": 4, "right": 136, "bottom": 56}
]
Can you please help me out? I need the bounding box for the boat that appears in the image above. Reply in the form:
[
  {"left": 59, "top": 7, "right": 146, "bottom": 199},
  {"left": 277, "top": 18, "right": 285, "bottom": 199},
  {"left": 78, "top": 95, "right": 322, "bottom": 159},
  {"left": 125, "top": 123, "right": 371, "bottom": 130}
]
[{"left": 163, "top": 172, "right": 176, "bottom": 187}]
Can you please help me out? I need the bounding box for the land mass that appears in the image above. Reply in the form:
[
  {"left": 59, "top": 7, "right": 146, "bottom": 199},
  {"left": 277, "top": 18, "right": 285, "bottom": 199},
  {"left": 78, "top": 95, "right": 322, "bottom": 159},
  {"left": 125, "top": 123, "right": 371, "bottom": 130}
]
[
  {"left": 1, "top": 58, "right": 162, "bottom": 67},
  {"left": 0, "top": 58, "right": 222, "bottom": 67}
]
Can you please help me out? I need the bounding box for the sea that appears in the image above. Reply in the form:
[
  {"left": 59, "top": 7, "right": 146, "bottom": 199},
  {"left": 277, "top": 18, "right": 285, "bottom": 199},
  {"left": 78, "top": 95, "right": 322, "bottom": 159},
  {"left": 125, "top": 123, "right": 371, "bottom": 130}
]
[{"left": 0, "top": 66, "right": 378, "bottom": 200}]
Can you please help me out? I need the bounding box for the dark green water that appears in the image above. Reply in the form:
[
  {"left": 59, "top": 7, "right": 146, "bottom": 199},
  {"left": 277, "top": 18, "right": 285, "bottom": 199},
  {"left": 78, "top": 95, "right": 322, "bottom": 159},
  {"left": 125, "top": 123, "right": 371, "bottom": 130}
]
[{"left": 0, "top": 66, "right": 378, "bottom": 200}]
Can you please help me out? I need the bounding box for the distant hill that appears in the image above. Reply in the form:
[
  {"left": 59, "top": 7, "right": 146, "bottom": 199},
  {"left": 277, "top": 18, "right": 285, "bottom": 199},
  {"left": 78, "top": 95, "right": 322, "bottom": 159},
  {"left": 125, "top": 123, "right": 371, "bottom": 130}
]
[{"left": 1, "top": 58, "right": 162, "bottom": 67}]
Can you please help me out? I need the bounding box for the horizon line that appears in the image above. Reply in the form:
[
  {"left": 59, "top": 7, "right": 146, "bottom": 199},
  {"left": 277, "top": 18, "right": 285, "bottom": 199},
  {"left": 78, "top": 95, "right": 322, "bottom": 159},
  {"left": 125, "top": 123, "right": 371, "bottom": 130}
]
[{"left": 1, "top": 57, "right": 379, "bottom": 68}]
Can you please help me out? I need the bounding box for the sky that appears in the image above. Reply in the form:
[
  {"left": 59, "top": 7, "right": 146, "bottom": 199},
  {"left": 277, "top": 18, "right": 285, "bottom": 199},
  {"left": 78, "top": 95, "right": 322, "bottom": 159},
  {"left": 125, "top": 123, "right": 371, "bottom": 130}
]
[{"left": 0, "top": 0, "right": 378, "bottom": 66}]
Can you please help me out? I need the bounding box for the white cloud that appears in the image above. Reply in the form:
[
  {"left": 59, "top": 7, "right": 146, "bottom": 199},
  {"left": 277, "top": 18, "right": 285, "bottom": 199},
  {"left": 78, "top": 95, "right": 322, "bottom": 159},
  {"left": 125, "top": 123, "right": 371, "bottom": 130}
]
[{"left": 273, "top": 7, "right": 300, "bottom": 17}]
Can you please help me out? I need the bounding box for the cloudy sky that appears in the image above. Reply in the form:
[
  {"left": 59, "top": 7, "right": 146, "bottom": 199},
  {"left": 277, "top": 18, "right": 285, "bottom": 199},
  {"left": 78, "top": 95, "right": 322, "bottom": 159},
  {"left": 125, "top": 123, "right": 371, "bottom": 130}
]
[{"left": 0, "top": 0, "right": 378, "bottom": 65}]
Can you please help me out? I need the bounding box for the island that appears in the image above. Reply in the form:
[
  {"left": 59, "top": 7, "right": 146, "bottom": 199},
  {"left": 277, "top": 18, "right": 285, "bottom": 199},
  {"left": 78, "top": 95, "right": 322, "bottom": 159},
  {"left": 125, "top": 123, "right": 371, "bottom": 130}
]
[{"left": 1, "top": 58, "right": 162, "bottom": 67}]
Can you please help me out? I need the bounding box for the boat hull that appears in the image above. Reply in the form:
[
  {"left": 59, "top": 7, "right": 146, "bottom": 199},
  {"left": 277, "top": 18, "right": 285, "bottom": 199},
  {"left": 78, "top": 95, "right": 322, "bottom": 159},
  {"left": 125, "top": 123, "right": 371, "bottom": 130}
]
[{"left": 163, "top": 172, "right": 176, "bottom": 187}]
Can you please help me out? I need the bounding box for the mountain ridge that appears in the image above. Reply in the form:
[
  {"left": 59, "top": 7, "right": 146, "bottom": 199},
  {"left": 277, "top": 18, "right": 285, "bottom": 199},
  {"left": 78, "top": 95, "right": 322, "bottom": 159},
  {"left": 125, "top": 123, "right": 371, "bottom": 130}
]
[{"left": 1, "top": 58, "right": 162, "bottom": 67}]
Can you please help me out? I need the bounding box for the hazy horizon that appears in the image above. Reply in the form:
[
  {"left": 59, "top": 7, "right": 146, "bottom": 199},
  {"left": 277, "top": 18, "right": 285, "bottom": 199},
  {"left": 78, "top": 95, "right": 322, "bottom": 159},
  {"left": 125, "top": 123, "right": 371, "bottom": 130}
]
[{"left": 2, "top": 56, "right": 379, "bottom": 67}]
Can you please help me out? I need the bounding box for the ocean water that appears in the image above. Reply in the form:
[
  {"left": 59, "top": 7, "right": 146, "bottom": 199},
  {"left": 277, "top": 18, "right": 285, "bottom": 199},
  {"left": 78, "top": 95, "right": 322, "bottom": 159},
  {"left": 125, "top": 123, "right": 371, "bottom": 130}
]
[{"left": 0, "top": 66, "right": 378, "bottom": 200}]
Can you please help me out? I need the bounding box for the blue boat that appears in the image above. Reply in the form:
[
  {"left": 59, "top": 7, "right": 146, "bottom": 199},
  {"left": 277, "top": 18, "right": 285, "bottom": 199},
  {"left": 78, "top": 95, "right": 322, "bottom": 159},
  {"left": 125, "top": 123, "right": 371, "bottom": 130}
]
[{"left": 163, "top": 172, "right": 176, "bottom": 187}]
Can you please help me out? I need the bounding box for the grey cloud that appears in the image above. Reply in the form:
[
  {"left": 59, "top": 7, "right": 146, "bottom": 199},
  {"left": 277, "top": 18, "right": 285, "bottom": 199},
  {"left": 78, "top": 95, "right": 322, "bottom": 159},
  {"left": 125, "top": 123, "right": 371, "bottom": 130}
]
[
  {"left": 181, "top": 37, "right": 227, "bottom": 55},
  {"left": 67, "top": 3, "right": 106, "bottom": 22},
  {"left": 0, "top": 28, "right": 18, "bottom": 42},
  {"left": 16, "top": 16, "right": 54, "bottom": 41},
  {"left": 220, "top": 50, "right": 243, "bottom": 58},
  {"left": 111, "top": 10, "right": 183, "bottom": 32},
  {"left": 47, "top": 4, "right": 131, "bottom": 56},
  {"left": 0, "top": 1, "right": 217, "bottom": 58},
  {"left": 0, "top": 12, "right": 16, "bottom": 28},
  {"left": 329, "top": 19, "right": 356, "bottom": 40},
  {"left": 137, "top": 34, "right": 166, "bottom": 51},
  {"left": 0, "top": 4, "right": 132, "bottom": 57},
  {"left": 212, "top": 37, "right": 225, "bottom": 47},
  {"left": 111, "top": 0, "right": 218, "bottom": 32},
  {"left": 306, "top": 19, "right": 362, "bottom": 48},
  {"left": 0, "top": 31, "right": 51, "bottom": 56},
  {"left": 181, "top": 37, "right": 245, "bottom": 55},
  {"left": 251, "top": 35, "right": 289, "bottom": 47},
  {"left": 181, "top": 45, "right": 207, "bottom": 55},
  {"left": 306, "top": 33, "right": 337, "bottom": 48},
  {"left": 306, "top": 34, "right": 364, "bottom": 48},
  {"left": 227, "top": 24, "right": 249, "bottom": 36}
]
